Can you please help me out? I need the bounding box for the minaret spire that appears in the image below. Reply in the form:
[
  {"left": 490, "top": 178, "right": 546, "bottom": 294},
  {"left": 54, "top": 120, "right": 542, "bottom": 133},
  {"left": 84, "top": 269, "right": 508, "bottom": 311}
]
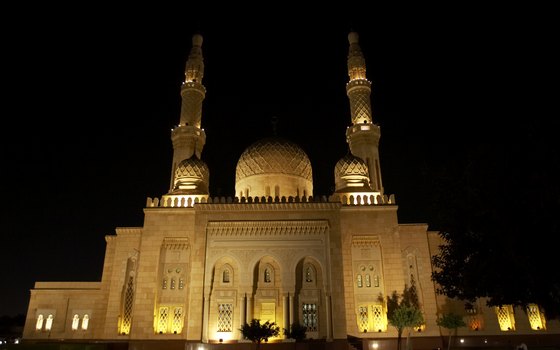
[
  {"left": 345, "top": 31, "right": 384, "bottom": 194},
  {"left": 169, "top": 34, "right": 207, "bottom": 190}
]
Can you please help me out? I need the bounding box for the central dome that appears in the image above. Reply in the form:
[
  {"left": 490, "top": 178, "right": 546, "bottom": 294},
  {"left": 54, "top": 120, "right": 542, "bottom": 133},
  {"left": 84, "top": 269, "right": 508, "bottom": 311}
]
[{"left": 235, "top": 137, "right": 313, "bottom": 198}]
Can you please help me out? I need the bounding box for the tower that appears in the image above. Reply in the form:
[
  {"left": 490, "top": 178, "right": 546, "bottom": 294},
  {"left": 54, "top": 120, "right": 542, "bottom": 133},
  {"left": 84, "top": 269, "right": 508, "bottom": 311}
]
[
  {"left": 163, "top": 34, "right": 210, "bottom": 203},
  {"left": 169, "top": 34, "right": 207, "bottom": 191},
  {"left": 345, "top": 32, "right": 383, "bottom": 194}
]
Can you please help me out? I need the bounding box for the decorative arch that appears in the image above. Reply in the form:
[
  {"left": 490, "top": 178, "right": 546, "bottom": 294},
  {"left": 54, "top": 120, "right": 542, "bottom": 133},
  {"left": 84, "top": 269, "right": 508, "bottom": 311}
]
[
  {"left": 294, "top": 257, "right": 324, "bottom": 337},
  {"left": 211, "top": 257, "right": 240, "bottom": 288}
]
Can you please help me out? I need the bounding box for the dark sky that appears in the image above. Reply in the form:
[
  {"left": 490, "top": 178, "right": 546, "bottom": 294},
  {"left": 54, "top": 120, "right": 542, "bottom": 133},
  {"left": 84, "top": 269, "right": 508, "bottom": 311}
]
[{"left": 1, "top": 6, "right": 557, "bottom": 317}]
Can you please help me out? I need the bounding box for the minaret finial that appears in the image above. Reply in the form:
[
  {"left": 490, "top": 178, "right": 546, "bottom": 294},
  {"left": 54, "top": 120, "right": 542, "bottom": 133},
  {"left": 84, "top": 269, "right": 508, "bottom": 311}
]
[{"left": 184, "top": 34, "right": 205, "bottom": 84}]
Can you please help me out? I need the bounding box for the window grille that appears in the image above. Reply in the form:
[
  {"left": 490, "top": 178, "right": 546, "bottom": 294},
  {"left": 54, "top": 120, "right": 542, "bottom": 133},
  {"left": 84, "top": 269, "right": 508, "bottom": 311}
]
[{"left": 217, "top": 304, "right": 233, "bottom": 332}]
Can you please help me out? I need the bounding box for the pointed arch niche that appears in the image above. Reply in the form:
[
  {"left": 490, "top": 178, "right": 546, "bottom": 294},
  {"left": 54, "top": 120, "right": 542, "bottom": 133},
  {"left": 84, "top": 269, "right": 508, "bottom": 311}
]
[
  {"left": 209, "top": 257, "right": 240, "bottom": 341},
  {"left": 252, "top": 256, "right": 282, "bottom": 332},
  {"left": 295, "top": 257, "right": 325, "bottom": 339}
]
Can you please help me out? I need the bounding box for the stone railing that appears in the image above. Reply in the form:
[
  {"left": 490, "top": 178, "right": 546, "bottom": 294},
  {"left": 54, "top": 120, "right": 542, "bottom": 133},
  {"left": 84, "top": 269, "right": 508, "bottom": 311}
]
[{"left": 146, "top": 193, "right": 395, "bottom": 208}]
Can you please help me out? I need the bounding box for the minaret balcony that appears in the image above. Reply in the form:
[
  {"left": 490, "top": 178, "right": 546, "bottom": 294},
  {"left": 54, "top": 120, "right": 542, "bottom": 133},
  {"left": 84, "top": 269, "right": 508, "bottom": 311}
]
[
  {"left": 346, "top": 79, "right": 371, "bottom": 92},
  {"left": 180, "top": 81, "right": 206, "bottom": 95}
]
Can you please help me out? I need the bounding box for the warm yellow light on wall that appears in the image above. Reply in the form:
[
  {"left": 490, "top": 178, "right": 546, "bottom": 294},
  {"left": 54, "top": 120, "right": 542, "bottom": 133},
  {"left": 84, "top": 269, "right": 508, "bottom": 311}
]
[
  {"left": 215, "top": 331, "right": 234, "bottom": 342},
  {"left": 35, "top": 315, "right": 43, "bottom": 331},
  {"left": 45, "top": 315, "right": 53, "bottom": 331},
  {"left": 526, "top": 304, "right": 546, "bottom": 330},
  {"left": 72, "top": 315, "right": 79, "bottom": 330},
  {"left": 495, "top": 305, "right": 515, "bottom": 331},
  {"left": 82, "top": 315, "right": 89, "bottom": 330}
]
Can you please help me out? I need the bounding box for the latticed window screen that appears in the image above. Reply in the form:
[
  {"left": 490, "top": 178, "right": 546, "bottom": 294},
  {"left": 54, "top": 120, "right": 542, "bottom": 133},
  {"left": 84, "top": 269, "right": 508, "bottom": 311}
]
[
  {"left": 495, "top": 305, "right": 515, "bottom": 331},
  {"left": 171, "top": 307, "right": 183, "bottom": 334},
  {"left": 357, "top": 305, "right": 386, "bottom": 332},
  {"left": 302, "top": 304, "right": 318, "bottom": 332},
  {"left": 120, "top": 277, "right": 134, "bottom": 334},
  {"left": 157, "top": 307, "right": 169, "bottom": 333},
  {"left": 468, "top": 315, "right": 481, "bottom": 331},
  {"left": 526, "top": 304, "right": 546, "bottom": 330},
  {"left": 371, "top": 305, "right": 385, "bottom": 331},
  {"left": 358, "top": 306, "right": 368, "bottom": 331},
  {"left": 217, "top": 304, "right": 233, "bottom": 332}
]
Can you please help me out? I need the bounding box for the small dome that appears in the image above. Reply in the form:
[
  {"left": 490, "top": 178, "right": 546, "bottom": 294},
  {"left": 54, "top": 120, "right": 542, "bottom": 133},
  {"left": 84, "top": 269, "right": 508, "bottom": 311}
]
[
  {"left": 172, "top": 156, "right": 209, "bottom": 194},
  {"left": 235, "top": 137, "right": 313, "bottom": 198},
  {"left": 335, "top": 154, "right": 369, "bottom": 179},
  {"left": 334, "top": 153, "right": 372, "bottom": 193}
]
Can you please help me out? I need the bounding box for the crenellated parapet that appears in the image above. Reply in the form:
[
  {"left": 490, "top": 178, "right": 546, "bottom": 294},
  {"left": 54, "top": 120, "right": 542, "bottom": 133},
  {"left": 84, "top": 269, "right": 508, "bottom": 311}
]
[
  {"left": 146, "top": 193, "right": 395, "bottom": 208},
  {"left": 330, "top": 193, "right": 395, "bottom": 205}
]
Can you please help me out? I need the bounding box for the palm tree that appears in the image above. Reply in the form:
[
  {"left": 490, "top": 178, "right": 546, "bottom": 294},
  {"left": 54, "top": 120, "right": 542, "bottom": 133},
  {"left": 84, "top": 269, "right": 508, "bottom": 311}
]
[
  {"left": 436, "top": 312, "right": 466, "bottom": 350},
  {"left": 284, "top": 322, "right": 307, "bottom": 341},
  {"left": 239, "top": 318, "right": 280, "bottom": 350}
]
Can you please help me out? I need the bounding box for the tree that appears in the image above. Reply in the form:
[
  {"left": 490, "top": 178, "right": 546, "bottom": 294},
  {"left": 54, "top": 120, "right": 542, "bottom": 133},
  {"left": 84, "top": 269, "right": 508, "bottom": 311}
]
[
  {"left": 429, "top": 123, "right": 560, "bottom": 321},
  {"left": 283, "top": 322, "right": 307, "bottom": 341},
  {"left": 239, "top": 319, "right": 280, "bottom": 349},
  {"left": 436, "top": 312, "right": 466, "bottom": 350},
  {"left": 385, "top": 287, "right": 424, "bottom": 350}
]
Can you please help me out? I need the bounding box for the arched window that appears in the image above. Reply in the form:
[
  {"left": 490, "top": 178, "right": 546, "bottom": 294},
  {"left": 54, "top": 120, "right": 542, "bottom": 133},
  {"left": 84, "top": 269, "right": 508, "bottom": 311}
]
[
  {"left": 305, "top": 266, "right": 314, "bottom": 282},
  {"left": 162, "top": 277, "right": 168, "bottom": 289},
  {"left": 365, "top": 274, "right": 371, "bottom": 287},
  {"left": 35, "top": 314, "right": 44, "bottom": 331},
  {"left": 81, "top": 314, "right": 89, "bottom": 330},
  {"left": 179, "top": 278, "right": 184, "bottom": 290},
  {"left": 223, "top": 269, "right": 230, "bottom": 283},
  {"left": 264, "top": 268, "right": 271, "bottom": 283},
  {"left": 357, "top": 274, "right": 363, "bottom": 288},
  {"left": 170, "top": 278, "right": 176, "bottom": 289},
  {"left": 45, "top": 315, "right": 54, "bottom": 331},
  {"left": 72, "top": 314, "right": 80, "bottom": 330}
]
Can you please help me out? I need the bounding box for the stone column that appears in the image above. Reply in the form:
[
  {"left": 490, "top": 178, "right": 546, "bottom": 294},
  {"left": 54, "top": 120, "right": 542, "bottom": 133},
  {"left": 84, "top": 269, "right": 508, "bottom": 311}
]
[
  {"left": 289, "top": 295, "right": 294, "bottom": 326},
  {"left": 246, "top": 295, "right": 253, "bottom": 321},
  {"left": 283, "top": 294, "right": 290, "bottom": 336},
  {"left": 325, "top": 294, "right": 332, "bottom": 341},
  {"left": 239, "top": 294, "right": 246, "bottom": 340},
  {"left": 202, "top": 294, "right": 210, "bottom": 343}
]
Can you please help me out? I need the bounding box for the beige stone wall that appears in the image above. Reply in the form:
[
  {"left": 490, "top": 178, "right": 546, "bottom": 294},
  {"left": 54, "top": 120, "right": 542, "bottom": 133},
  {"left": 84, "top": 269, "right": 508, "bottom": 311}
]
[
  {"left": 197, "top": 202, "right": 341, "bottom": 342},
  {"left": 339, "top": 205, "right": 401, "bottom": 338},
  {"left": 128, "top": 209, "right": 200, "bottom": 340},
  {"left": 23, "top": 283, "right": 104, "bottom": 340},
  {"left": 101, "top": 228, "right": 142, "bottom": 339},
  {"left": 398, "top": 223, "right": 439, "bottom": 336},
  {"left": 23, "top": 203, "right": 560, "bottom": 343}
]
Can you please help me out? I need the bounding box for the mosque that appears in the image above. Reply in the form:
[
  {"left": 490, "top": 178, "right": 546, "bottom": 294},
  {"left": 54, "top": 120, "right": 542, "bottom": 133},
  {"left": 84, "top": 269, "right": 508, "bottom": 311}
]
[{"left": 22, "top": 32, "right": 559, "bottom": 349}]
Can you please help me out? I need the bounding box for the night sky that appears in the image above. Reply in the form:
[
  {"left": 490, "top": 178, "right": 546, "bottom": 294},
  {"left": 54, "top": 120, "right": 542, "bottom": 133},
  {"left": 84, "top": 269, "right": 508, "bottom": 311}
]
[{"left": 1, "top": 6, "right": 557, "bottom": 317}]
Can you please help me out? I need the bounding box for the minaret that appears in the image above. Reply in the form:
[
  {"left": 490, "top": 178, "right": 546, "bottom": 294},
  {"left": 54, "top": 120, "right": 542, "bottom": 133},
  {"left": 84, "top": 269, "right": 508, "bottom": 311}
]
[
  {"left": 169, "top": 34, "right": 207, "bottom": 190},
  {"left": 345, "top": 31, "right": 383, "bottom": 194}
]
